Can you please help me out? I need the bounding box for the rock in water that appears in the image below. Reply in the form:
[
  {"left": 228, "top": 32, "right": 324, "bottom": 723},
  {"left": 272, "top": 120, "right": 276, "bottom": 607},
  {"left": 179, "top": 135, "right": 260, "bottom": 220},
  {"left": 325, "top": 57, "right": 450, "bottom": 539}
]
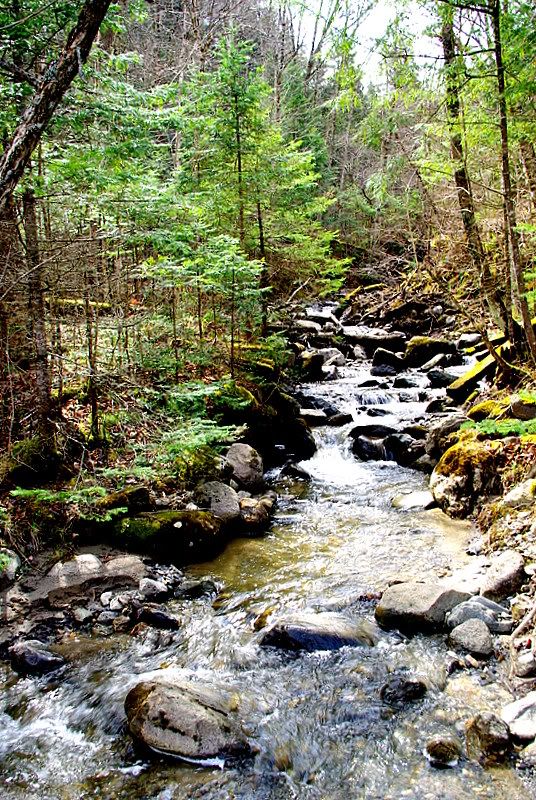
[
  {"left": 448, "top": 618, "right": 493, "bottom": 657},
  {"left": 124, "top": 680, "right": 252, "bottom": 761},
  {"left": 260, "top": 612, "right": 377, "bottom": 652},
  {"left": 375, "top": 582, "right": 470, "bottom": 633},
  {"left": 424, "top": 735, "right": 462, "bottom": 767},
  {"left": 0, "top": 547, "right": 20, "bottom": 589},
  {"left": 9, "top": 640, "right": 65, "bottom": 675},
  {"left": 380, "top": 674, "right": 427, "bottom": 705},
  {"left": 465, "top": 712, "right": 511, "bottom": 765}
]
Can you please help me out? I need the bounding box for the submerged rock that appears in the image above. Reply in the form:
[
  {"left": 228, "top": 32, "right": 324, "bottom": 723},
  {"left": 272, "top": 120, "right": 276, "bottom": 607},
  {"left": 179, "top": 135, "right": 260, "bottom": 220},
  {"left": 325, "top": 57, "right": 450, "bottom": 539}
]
[
  {"left": 260, "top": 612, "right": 377, "bottom": 652},
  {"left": 424, "top": 735, "right": 463, "bottom": 767},
  {"left": 125, "top": 680, "right": 252, "bottom": 761},
  {"left": 465, "top": 712, "right": 511, "bottom": 765},
  {"left": 375, "top": 582, "right": 470, "bottom": 633},
  {"left": 9, "top": 640, "right": 65, "bottom": 675},
  {"left": 239, "top": 492, "right": 277, "bottom": 534}
]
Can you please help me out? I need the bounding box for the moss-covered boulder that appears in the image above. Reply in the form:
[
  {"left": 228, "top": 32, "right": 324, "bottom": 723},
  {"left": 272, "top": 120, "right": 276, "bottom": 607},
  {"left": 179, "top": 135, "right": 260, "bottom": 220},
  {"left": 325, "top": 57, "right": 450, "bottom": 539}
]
[
  {"left": 113, "top": 510, "right": 225, "bottom": 564},
  {"left": 429, "top": 435, "right": 502, "bottom": 518},
  {"left": 404, "top": 336, "right": 456, "bottom": 368},
  {"left": 467, "top": 398, "right": 509, "bottom": 421}
]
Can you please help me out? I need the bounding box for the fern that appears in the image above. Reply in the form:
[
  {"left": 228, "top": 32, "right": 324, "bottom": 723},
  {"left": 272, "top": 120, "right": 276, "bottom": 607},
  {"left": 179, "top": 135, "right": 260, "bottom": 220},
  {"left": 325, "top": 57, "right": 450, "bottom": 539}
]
[{"left": 461, "top": 419, "right": 536, "bottom": 437}]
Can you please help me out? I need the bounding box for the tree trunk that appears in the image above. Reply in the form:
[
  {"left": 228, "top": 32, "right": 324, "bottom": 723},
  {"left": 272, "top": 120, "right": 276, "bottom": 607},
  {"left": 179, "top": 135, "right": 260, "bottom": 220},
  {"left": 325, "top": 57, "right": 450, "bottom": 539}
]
[
  {"left": 491, "top": 0, "right": 536, "bottom": 362},
  {"left": 0, "top": 0, "right": 113, "bottom": 213},
  {"left": 23, "top": 188, "right": 52, "bottom": 439}
]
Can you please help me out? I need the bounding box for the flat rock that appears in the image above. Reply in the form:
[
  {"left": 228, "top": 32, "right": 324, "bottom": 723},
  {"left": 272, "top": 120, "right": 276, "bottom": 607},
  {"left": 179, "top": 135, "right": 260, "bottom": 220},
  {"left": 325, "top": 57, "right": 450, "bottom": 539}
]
[
  {"left": 29, "top": 554, "right": 147, "bottom": 607},
  {"left": 502, "top": 691, "right": 536, "bottom": 740},
  {"left": 391, "top": 490, "right": 436, "bottom": 511},
  {"left": 260, "top": 611, "right": 377, "bottom": 652},
  {"left": 448, "top": 618, "right": 493, "bottom": 657},
  {"left": 375, "top": 582, "right": 471, "bottom": 633},
  {"left": 480, "top": 550, "right": 525, "bottom": 602},
  {"left": 300, "top": 408, "right": 328, "bottom": 426},
  {"left": 125, "top": 680, "right": 252, "bottom": 761}
]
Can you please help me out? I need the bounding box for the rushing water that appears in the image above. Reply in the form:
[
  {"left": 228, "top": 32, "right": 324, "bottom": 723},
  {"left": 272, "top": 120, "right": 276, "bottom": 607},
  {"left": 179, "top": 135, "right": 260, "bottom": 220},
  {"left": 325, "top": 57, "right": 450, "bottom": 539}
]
[{"left": 0, "top": 363, "right": 532, "bottom": 799}]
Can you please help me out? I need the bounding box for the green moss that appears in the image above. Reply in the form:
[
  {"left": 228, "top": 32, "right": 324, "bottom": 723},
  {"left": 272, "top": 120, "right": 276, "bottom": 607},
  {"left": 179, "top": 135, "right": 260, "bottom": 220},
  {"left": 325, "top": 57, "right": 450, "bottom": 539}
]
[
  {"left": 467, "top": 398, "right": 509, "bottom": 421},
  {"left": 435, "top": 436, "right": 501, "bottom": 479},
  {"left": 0, "top": 437, "right": 61, "bottom": 488},
  {"left": 113, "top": 510, "right": 224, "bottom": 564}
]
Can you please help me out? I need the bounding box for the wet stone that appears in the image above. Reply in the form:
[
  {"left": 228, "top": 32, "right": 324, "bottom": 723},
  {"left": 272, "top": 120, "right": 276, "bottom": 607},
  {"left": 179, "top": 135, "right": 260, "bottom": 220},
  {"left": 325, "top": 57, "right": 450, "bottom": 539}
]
[
  {"left": 135, "top": 603, "right": 180, "bottom": 630},
  {"left": 380, "top": 674, "right": 428, "bottom": 705},
  {"left": 465, "top": 712, "right": 511, "bottom": 765},
  {"left": 260, "top": 612, "right": 378, "bottom": 652},
  {"left": 424, "top": 735, "right": 463, "bottom": 768},
  {"left": 9, "top": 640, "right": 65, "bottom": 676}
]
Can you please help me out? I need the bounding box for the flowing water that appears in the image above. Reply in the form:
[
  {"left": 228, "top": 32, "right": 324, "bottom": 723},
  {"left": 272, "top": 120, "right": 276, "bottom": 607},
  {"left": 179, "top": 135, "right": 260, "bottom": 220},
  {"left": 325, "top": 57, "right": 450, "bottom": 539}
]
[{"left": 0, "top": 363, "right": 531, "bottom": 799}]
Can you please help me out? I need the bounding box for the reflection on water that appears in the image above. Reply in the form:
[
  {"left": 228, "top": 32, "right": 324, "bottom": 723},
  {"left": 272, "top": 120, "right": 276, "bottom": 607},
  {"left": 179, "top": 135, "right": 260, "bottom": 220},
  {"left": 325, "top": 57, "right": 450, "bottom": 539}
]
[{"left": 0, "top": 364, "right": 531, "bottom": 799}]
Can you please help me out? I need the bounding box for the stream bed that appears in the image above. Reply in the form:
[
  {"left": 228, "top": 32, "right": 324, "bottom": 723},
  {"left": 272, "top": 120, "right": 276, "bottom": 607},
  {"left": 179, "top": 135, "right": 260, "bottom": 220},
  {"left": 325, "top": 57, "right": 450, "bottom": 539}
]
[{"left": 0, "top": 363, "right": 532, "bottom": 799}]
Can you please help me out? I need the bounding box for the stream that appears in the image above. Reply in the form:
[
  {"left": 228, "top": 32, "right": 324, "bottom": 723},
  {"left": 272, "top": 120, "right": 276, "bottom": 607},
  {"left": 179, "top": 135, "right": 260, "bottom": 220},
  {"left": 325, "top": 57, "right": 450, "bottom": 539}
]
[{"left": 0, "top": 361, "right": 532, "bottom": 799}]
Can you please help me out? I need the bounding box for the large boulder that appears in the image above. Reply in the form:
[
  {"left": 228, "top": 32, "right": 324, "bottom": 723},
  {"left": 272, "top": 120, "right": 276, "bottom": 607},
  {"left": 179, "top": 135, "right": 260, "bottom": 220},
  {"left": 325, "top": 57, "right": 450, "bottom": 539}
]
[
  {"left": 193, "top": 481, "right": 241, "bottom": 523},
  {"left": 371, "top": 348, "right": 405, "bottom": 372},
  {"left": 259, "top": 612, "right": 377, "bottom": 652},
  {"left": 113, "top": 511, "right": 225, "bottom": 564},
  {"left": 383, "top": 433, "right": 425, "bottom": 467},
  {"left": 429, "top": 437, "right": 502, "bottom": 518},
  {"left": 480, "top": 550, "right": 526, "bottom": 602},
  {"left": 125, "top": 680, "right": 252, "bottom": 760},
  {"left": 225, "top": 444, "right": 264, "bottom": 492},
  {"left": 375, "top": 582, "right": 471, "bottom": 633},
  {"left": 29, "top": 553, "right": 147, "bottom": 608}
]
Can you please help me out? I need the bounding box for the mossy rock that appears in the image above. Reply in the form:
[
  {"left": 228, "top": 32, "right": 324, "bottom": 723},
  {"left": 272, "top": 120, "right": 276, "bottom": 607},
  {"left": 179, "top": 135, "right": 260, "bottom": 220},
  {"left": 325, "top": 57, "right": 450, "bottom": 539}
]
[
  {"left": 467, "top": 398, "right": 509, "bottom": 422},
  {"left": 404, "top": 336, "right": 456, "bottom": 368},
  {"left": 0, "top": 437, "right": 63, "bottom": 488},
  {"left": 113, "top": 510, "right": 225, "bottom": 564},
  {"left": 96, "top": 486, "right": 152, "bottom": 514},
  {"left": 430, "top": 436, "right": 503, "bottom": 518}
]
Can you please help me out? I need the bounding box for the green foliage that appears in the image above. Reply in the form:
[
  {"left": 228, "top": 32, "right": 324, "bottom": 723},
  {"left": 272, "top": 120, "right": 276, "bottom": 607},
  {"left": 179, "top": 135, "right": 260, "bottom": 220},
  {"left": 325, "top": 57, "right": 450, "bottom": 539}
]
[
  {"left": 9, "top": 486, "right": 127, "bottom": 522},
  {"left": 461, "top": 419, "right": 536, "bottom": 438},
  {"left": 0, "top": 552, "right": 10, "bottom": 574}
]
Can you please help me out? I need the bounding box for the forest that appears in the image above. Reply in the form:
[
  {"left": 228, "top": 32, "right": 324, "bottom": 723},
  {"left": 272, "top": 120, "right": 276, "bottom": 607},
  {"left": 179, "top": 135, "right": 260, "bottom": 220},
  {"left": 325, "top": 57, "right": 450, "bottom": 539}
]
[{"left": 0, "top": 0, "right": 535, "bottom": 497}]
